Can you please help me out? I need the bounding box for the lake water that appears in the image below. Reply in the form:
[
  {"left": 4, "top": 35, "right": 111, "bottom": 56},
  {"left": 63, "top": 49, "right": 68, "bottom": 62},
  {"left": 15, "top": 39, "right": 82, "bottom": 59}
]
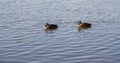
[{"left": 0, "top": 0, "right": 120, "bottom": 63}]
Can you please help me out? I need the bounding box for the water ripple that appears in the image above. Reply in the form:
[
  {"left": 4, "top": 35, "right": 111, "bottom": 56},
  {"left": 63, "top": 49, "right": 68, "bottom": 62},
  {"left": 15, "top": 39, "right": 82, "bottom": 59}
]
[{"left": 0, "top": 0, "right": 120, "bottom": 63}]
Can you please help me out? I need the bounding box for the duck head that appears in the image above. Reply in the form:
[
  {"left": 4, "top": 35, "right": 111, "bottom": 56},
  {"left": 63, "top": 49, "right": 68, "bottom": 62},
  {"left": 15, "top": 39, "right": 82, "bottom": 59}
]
[
  {"left": 77, "top": 21, "right": 82, "bottom": 24},
  {"left": 44, "top": 23, "right": 50, "bottom": 29}
]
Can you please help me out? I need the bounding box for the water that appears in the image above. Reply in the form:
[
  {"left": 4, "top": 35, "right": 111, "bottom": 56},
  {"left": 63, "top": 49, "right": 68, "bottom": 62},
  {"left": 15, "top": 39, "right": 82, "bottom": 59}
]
[{"left": 0, "top": 0, "right": 120, "bottom": 63}]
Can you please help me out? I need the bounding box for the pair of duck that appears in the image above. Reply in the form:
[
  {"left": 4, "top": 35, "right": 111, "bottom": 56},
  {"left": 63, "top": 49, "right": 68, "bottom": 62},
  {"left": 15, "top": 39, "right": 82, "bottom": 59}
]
[{"left": 44, "top": 21, "right": 91, "bottom": 30}]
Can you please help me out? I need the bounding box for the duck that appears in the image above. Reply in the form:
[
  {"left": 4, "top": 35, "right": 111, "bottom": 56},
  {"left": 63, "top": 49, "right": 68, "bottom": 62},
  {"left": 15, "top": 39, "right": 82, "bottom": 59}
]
[
  {"left": 77, "top": 21, "right": 91, "bottom": 28},
  {"left": 77, "top": 21, "right": 91, "bottom": 31},
  {"left": 44, "top": 23, "right": 58, "bottom": 30}
]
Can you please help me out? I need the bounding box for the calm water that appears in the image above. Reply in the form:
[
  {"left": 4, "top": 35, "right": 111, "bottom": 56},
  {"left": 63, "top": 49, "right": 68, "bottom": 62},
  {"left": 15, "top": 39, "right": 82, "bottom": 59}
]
[{"left": 0, "top": 0, "right": 120, "bottom": 63}]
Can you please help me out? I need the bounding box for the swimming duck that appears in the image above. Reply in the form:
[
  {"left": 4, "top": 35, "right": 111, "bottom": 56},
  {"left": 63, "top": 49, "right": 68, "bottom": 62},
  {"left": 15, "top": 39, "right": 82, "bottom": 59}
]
[
  {"left": 77, "top": 21, "right": 91, "bottom": 31},
  {"left": 77, "top": 21, "right": 91, "bottom": 28},
  {"left": 44, "top": 23, "right": 58, "bottom": 30}
]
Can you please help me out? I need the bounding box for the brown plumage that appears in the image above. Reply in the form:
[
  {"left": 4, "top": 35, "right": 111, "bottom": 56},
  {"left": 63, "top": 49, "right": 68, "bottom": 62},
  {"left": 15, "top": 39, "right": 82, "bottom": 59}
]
[
  {"left": 77, "top": 21, "right": 91, "bottom": 31},
  {"left": 77, "top": 21, "right": 91, "bottom": 28},
  {"left": 44, "top": 23, "right": 58, "bottom": 30}
]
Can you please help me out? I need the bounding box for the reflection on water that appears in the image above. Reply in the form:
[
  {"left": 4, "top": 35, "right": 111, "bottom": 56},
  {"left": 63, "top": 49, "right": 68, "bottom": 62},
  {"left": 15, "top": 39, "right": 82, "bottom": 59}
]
[
  {"left": 0, "top": 0, "right": 120, "bottom": 63},
  {"left": 77, "top": 27, "right": 91, "bottom": 31}
]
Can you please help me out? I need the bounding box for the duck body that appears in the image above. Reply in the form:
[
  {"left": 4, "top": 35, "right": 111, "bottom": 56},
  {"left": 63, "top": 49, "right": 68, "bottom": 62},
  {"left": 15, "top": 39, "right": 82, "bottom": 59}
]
[
  {"left": 77, "top": 21, "right": 91, "bottom": 31},
  {"left": 44, "top": 23, "right": 58, "bottom": 30},
  {"left": 77, "top": 21, "right": 91, "bottom": 28}
]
